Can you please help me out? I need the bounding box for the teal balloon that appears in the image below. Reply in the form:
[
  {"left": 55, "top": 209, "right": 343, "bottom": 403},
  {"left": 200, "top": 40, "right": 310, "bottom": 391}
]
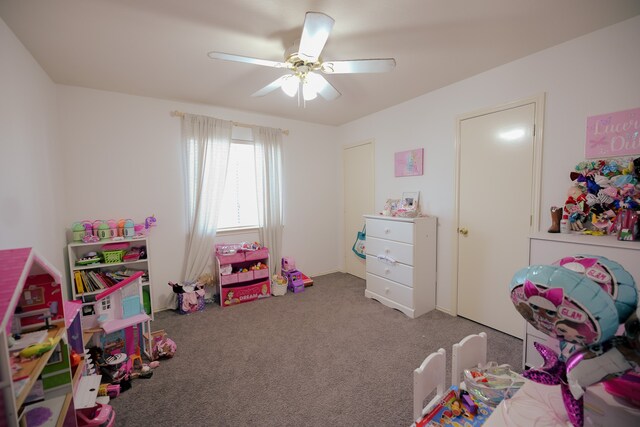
[
  {"left": 554, "top": 255, "right": 637, "bottom": 323},
  {"left": 510, "top": 265, "right": 620, "bottom": 345}
]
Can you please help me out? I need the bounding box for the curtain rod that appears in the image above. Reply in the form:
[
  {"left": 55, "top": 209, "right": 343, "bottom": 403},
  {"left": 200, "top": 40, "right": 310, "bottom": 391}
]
[{"left": 170, "top": 110, "right": 289, "bottom": 136}]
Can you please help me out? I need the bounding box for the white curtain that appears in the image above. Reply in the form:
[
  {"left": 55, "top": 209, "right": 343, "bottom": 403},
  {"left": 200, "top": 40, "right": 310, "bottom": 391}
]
[
  {"left": 181, "top": 114, "right": 232, "bottom": 282},
  {"left": 253, "top": 126, "right": 284, "bottom": 275}
]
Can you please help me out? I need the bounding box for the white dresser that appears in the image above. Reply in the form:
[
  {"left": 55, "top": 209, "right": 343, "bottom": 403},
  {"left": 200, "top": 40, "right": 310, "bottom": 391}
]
[
  {"left": 524, "top": 232, "right": 640, "bottom": 369},
  {"left": 363, "top": 215, "right": 437, "bottom": 318}
]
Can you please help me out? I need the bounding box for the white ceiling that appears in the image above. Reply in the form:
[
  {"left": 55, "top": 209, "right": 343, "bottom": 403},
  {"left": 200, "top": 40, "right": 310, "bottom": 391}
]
[{"left": 1, "top": 0, "right": 639, "bottom": 126}]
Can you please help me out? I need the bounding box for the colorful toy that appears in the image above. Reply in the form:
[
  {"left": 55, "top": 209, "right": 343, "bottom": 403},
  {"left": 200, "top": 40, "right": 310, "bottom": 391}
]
[
  {"left": 510, "top": 255, "right": 639, "bottom": 427},
  {"left": 76, "top": 403, "right": 115, "bottom": 427},
  {"left": 282, "top": 257, "right": 296, "bottom": 272}
]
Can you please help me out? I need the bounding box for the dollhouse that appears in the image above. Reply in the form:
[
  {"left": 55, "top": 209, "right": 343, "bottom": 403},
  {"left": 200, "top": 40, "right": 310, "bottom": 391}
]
[
  {"left": 0, "top": 248, "right": 75, "bottom": 427},
  {"left": 80, "top": 271, "right": 153, "bottom": 359}
]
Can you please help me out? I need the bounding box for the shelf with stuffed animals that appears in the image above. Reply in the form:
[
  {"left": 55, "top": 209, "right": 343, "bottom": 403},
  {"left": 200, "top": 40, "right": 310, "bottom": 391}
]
[
  {"left": 215, "top": 242, "right": 271, "bottom": 307},
  {"left": 67, "top": 216, "right": 157, "bottom": 321}
]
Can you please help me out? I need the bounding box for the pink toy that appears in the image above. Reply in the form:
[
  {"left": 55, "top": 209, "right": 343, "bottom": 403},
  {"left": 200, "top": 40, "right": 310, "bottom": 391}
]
[
  {"left": 76, "top": 403, "right": 115, "bottom": 427},
  {"left": 282, "top": 257, "right": 296, "bottom": 272}
]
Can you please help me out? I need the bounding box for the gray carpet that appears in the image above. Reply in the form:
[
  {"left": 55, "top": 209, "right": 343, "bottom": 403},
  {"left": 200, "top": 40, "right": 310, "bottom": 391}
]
[{"left": 109, "top": 272, "right": 522, "bottom": 426}]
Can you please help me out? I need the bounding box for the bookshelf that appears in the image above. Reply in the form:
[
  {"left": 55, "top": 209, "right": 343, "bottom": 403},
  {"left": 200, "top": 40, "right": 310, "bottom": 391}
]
[{"left": 67, "top": 237, "right": 154, "bottom": 320}]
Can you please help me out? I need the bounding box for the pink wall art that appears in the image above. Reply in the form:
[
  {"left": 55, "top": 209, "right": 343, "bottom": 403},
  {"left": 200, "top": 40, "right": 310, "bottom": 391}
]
[
  {"left": 394, "top": 148, "right": 424, "bottom": 177},
  {"left": 586, "top": 107, "right": 640, "bottom": 158}
]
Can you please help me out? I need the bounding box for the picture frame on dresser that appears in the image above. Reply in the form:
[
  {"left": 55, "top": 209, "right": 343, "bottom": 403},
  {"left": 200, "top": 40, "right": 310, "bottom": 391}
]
[{"left": 401, "top": 191, "right": 419, "bottom": 209}]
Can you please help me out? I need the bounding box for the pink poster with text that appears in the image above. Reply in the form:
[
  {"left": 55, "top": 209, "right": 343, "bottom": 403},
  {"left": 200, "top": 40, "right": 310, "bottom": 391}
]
[{"left": 586, "top": 107, "right": 640, "bottom": 158}]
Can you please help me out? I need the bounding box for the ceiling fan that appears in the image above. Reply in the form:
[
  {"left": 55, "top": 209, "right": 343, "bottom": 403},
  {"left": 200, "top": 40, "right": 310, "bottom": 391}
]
[{"left": 207, "top": 11, "right": 396, "bottom": 102}]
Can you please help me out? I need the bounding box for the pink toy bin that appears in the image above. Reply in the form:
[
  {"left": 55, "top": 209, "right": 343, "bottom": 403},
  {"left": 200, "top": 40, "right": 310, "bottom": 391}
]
[
  {"left": 254, "top": 269, "right": 269, "bottom": 280},
  {"left": 219, "top": 273, "right": 239, "bottom": 285},
  {"left": 245, "top": 247, "right": 269, "bottom": 261},
  {"left": 237, "top": 270, "right": 254, "bottom": 282}
]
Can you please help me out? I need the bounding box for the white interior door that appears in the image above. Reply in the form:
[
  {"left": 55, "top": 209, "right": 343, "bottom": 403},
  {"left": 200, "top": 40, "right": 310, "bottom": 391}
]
[
  {"left": 344, "top": 141, "right": 374, "bottom": 279},
  {"left": 457, "top": 102, "right": 538, "bottom": 338}
]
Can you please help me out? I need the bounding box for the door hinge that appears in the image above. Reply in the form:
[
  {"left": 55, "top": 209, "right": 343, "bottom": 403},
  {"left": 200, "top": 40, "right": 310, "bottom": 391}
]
[{"left": 532, "top": 124, "right": 536, "bottom": 136}]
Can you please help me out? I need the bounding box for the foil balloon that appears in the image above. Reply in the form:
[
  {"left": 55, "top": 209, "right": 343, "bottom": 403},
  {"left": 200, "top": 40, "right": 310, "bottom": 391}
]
[
  {"left": 510, "top": 265, "right": 619, "bottom": 347},
  {"left": 510, "top": 260, "right": 638, "bottom": 427},
  {"left": 554, "top": 254, "right": 637, "bottom": 323}
]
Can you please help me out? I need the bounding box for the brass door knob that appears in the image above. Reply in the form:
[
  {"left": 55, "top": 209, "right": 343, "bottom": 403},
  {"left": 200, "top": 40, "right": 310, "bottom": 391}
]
[{"left": 458, "top": 228, "right": 469, "bottom": 236}]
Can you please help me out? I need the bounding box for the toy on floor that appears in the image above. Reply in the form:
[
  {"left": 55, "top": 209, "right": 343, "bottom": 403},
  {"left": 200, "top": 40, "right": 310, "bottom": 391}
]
[
  {"left": 76, "top": 403, "right": 115, "bottom": 427},
  {"left": 282, "top": 257, "right": 304, "bottom": 293}
]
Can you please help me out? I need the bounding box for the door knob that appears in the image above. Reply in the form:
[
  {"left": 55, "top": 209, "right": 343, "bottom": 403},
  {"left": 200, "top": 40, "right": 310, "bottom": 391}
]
[{"left": 458, "top": 228, "right": 469, "bottom": 236}]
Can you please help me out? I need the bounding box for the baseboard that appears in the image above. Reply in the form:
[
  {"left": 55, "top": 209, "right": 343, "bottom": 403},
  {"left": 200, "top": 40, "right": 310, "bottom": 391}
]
[{"left": 435, "top": 306, "right": 452, "bottom": 315}]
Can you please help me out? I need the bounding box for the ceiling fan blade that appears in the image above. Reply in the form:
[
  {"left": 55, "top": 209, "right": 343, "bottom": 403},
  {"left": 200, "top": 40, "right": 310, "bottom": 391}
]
[
  {"left": 307, "top": 72, "right": 341, "bottom": 101},
  {"left": 251, "top": 75, "right": 289, "bottom": 97},
  {"left": 298, "top": 12, "right": 335, "bottom": 62},
  {"left": 321, "top": 58, "right": 396, "bottom": 74},
  {"left": 208, "top": 51, "right": 288, "bottom": 68}
]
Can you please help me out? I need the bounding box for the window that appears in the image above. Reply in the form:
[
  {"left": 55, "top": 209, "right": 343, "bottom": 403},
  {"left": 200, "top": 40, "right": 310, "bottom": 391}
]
[
  {"left": 101, "top": 296, "right": 111, "bottom": 311},
  {"left": 216, "top": 141, "right": 259, "bottom": 230}
]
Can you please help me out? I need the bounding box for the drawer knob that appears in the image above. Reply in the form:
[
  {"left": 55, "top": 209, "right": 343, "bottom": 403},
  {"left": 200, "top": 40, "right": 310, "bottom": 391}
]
[
  {"left": 385, "top": 268, "right": 390, "bottom": 274},
  {"left": 385, "top": 228, "right": 390, "bottom": 233},
  {"left": 385, "top": 287, "right": 389, "bottom": 294},
  {"left": 385, "top": 248, "right": 390, "bottom": 254}
]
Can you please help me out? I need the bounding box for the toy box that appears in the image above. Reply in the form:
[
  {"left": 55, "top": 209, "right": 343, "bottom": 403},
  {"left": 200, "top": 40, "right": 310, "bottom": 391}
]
[{"left": 221, "top": 280, "right": 270, "bottom": 307}]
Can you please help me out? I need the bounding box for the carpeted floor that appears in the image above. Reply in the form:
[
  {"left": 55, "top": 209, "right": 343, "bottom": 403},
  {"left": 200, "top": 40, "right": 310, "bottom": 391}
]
[{"left": 109, "top": 272, "right": 522, "bottom": 426}]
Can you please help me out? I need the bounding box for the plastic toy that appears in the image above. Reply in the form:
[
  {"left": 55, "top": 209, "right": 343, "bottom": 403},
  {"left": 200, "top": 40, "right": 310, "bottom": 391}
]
[
  {"left": 76, "top": 403, "right": 115, "bottom": 427},
  {"left": 19, "top": 338, "right": 56, "bottom": 358},
  {"left": 282, "top": 257, "right": 296, "bottom": 272}
]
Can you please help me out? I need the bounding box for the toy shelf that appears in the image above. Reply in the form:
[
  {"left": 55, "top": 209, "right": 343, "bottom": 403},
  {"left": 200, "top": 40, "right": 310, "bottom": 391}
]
[
  {"left": 216, "top": 246, "right": 271, "bottom": 307},
  {"left": 67, "top": 237, "right": 154, "bottom": 320},
  {"left": 71, "top": 258, "right": 147, "bottom": 272}
]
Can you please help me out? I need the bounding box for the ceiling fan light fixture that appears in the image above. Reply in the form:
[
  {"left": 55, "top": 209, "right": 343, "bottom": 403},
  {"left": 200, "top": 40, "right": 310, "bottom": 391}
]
[{"left": 281, "top": 75, "right": 299, "bottom": 97}]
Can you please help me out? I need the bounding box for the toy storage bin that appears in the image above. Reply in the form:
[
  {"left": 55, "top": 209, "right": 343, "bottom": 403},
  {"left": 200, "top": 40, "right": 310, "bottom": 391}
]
[
  {"left": 102, "top": 250, "right": 125, "bottom": 263},
  {"left": 237, "top": 270, "right": 254, "bottom": 282},
  {"left": 254, "top": 269, "right": 269, "bottom": 280},
  {"left": 221, "top": 280, "right": 271, "bottom": 307},
  {"left": 219, "top": 273, "right": 239, "bottom": 285},
  {"left": 271, "top": 275, "right": 288, "bottom": 296},
  {"left": 245, "top": 247, "right": 269, "bottom": 261},
  {"left": 216, "top": 251, "right": 245, "bottom": 264}
]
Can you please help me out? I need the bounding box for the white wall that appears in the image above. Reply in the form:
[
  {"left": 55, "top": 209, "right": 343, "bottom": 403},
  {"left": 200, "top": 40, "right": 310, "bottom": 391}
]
[
  {"left": 0, "top": 18, "right": 66, "bottom": 277},
  {"left": 56, "top": 87, "right": 341, "bottom": 310},
  {"left": 338, "top": 16, "right": 640, "bottom": 313}
]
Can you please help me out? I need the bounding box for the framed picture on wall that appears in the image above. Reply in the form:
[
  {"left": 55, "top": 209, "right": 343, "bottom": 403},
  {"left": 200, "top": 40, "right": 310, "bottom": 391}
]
[{"left": 394, "top": 148, "right": 424, "bottom": 177}]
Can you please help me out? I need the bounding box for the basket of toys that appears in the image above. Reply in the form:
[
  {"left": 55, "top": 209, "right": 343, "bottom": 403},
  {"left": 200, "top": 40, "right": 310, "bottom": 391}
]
[
  {"left": 463, "top": 363, "right": 525, "bottom": 406},
  {"left": 271, "top": 274, "right": 288, "bottom": 296}
]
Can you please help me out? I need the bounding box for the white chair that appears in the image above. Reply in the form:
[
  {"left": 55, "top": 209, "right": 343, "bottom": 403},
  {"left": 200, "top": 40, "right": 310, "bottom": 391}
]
[
  {"left": 413, "top": 348, "right": 447, "bottom": 423},
  {"left": 451, "top": 332, "right": 487, "bottom": 388}
]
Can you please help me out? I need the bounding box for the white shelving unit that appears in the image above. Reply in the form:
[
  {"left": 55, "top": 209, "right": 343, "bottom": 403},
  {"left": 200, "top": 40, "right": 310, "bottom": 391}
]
[{"left": 67, "top": 237, "right": 154, "bottom": 320}]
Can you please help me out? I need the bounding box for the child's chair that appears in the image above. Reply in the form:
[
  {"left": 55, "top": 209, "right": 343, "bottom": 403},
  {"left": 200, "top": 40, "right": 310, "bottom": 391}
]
[
  {"left": 451, "top": 332, "right": 487, "bottom": 388},
  {"left": 413, "top": 348, "right": 447, "bottom": 423}
]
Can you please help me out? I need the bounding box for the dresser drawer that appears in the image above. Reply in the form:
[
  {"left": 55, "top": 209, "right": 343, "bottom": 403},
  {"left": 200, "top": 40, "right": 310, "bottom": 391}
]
[
  {"left": 366, "top": 255, "right": 414, "bottom": 287},
  {"left": 366, "top": 218, "right": 414, "bottom": 244},
  {"left": 366, "top": 273, "right": 413, "bottom": 308},
  {"left": 365, "top": 236, "right": 414, "bottom": 265}
]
